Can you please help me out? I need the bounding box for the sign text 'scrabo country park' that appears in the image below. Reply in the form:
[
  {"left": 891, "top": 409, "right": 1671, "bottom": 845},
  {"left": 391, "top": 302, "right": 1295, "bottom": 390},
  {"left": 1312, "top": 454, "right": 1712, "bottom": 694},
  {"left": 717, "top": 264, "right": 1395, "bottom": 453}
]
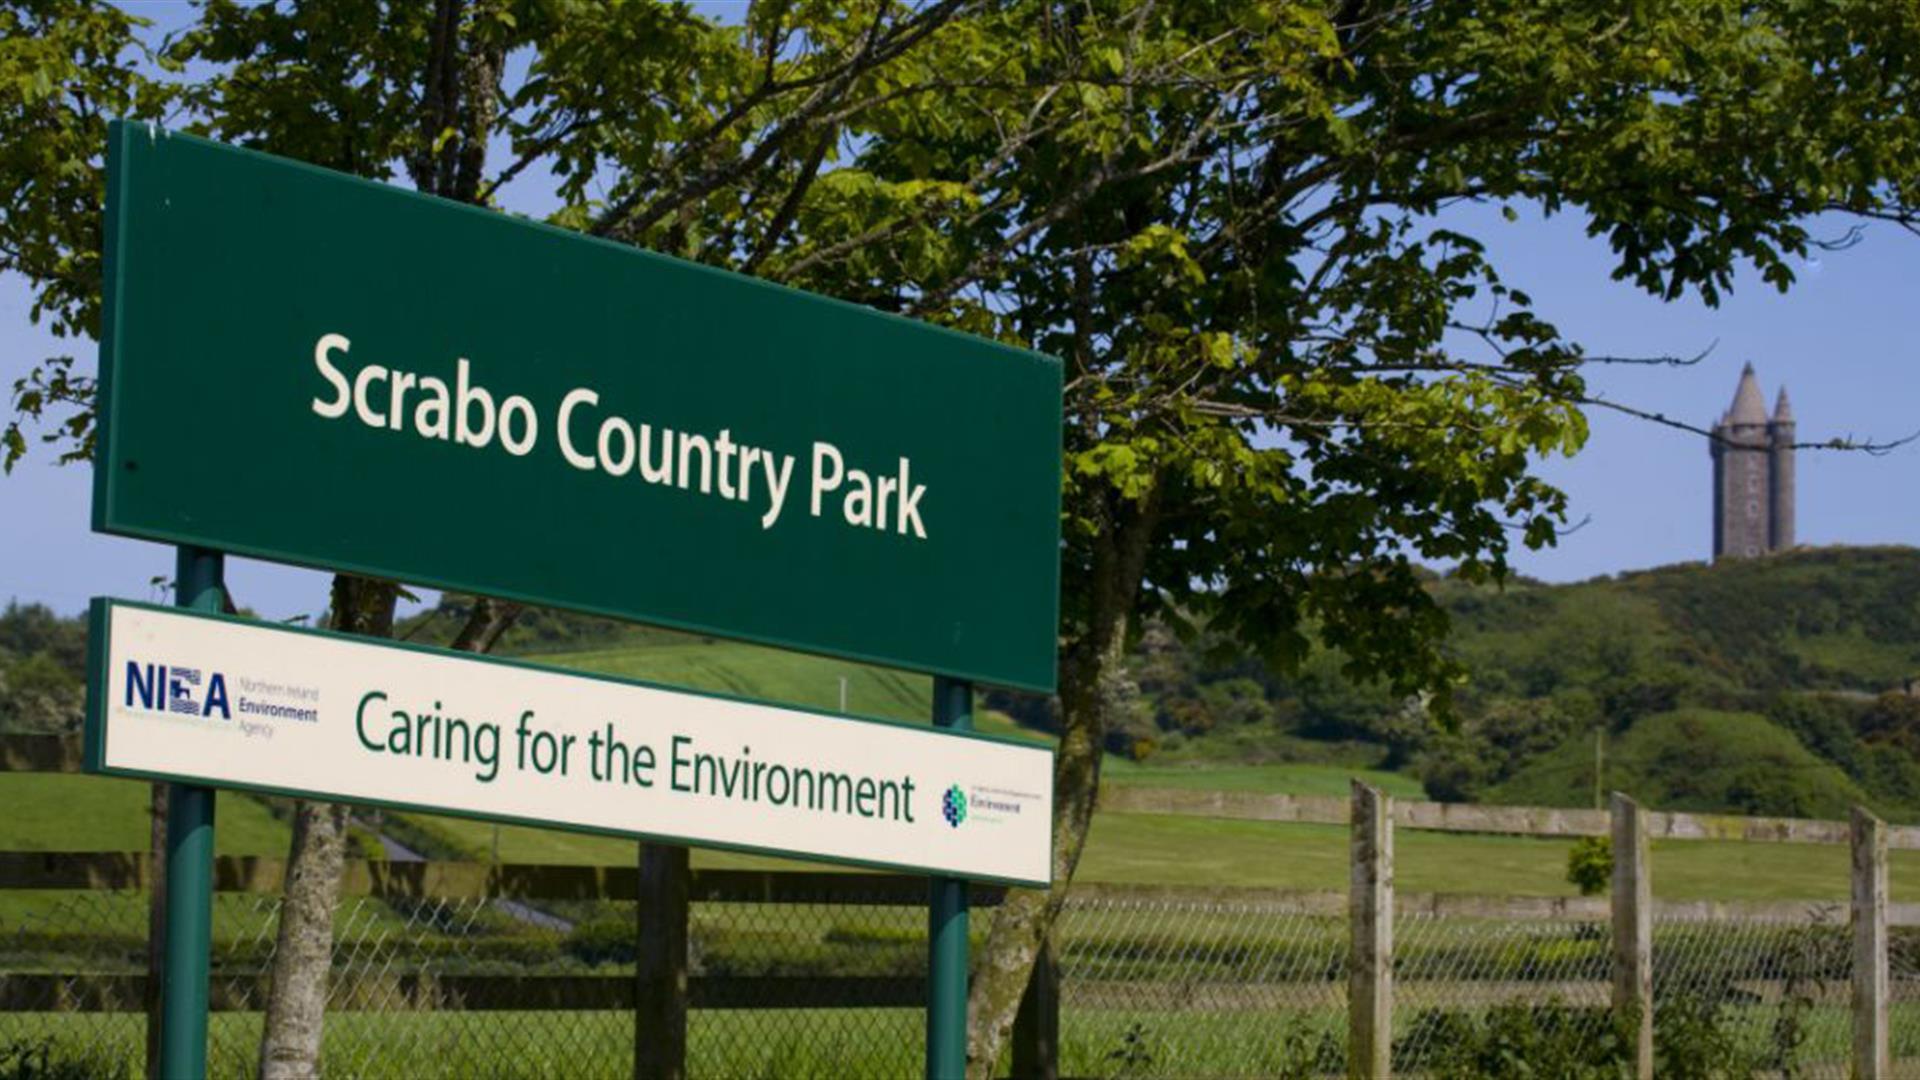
[{"left": 93, "top": 122, "right": 1062, "bottom": 692}]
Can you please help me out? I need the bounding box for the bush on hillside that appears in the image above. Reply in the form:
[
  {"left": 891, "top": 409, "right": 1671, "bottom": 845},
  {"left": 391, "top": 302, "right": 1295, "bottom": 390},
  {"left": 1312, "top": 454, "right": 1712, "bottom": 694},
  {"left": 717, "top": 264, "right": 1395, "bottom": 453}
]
[
  {"left": 1491, "top": 709, "right": 1870, "bottom": 818},
  {"left": 1862, "top": 691, "right": 1920, "bottom": 756}
]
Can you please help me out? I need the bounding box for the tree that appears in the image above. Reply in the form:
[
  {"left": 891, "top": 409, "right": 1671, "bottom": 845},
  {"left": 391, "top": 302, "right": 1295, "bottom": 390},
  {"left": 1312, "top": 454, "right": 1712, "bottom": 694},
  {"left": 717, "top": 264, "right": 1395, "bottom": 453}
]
[{"left": 9, "top": 2, "right": 1920, "bottom": 1075}]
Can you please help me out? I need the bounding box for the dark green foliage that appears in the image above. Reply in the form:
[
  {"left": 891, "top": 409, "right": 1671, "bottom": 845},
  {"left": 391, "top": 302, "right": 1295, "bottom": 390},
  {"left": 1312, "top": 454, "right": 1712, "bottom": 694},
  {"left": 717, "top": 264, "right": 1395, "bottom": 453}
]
[
  {"left": 1103, "top": 1022, "right": 1155, "bottom": 1076},
  {"left": 1618, "top": 548, "right": 1920, "bottom": 691},
  {"left": 0, "top": 1038, "right": 131, "bottom": 1080},
  {"left": 1861, "top": 691, "right": 1920, "bottom": 757},
  {"left": 1393, "top": 996, "right": 1783, "bottom": 1080},
  {"left": 1653, "top": 996, "right": 1766, "bottom": 1079},
  {"left": 1418, "top": 698, "right": 1583, "bottom": 802},
  {"left": 0, "top": 602, "right": 86, "bottom": 733},
  {"left": 1117, "top": 548, "right": 1920, "bottom": 818},
  {"left": 1265, "top": 1019, "right": 1347, "bottom": 1079},
  {"left": 0, "top": 603, "right": 85, "bottom": 675},
  {"left": 561, "top": 917, "right": 635, "bottom": 967},
  {"left": 1440, "top": 547, "right": 1920, "bottom": 704},
  {"left": 1395, "top": 1002, "right": 1633, "bottom": 1078},
  {"left": 1495, "top": 709, "right": 1870, "bottom": 818}
]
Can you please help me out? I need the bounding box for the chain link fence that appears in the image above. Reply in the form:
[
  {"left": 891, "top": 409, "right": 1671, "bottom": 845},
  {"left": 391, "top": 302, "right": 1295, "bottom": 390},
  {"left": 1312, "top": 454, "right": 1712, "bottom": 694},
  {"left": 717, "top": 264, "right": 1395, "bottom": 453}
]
[
  {"left": 1897, "top": 859, "right": 1920, "bottom": 1076},
  {"left": 1, "top": 889, "right": 627, "bottom": 1079},
  {"left": 1392, "top": 911, "right": 1614, "bottom": 1074},
  {"left": 1651, "top": 907, "right": 1854, "bottom": 1078},
  {"left": 3, "top": 880, "right": 1920, "bottom": 1068},
  {"left": 1, "top": 888, "right": 145, "bottom": 1077},
  {"left": 5, "top": 856, "right": 1917, "bottom": 1078},
  {"left": 1054, "top": 890, "right": 1346, "bottom": 1077},
  {"left": 3, "top": 884, "right": 1917, "bottom": 1077},
  {"left": 688, "top": 883, "right": 925, "bottom": 1078}
]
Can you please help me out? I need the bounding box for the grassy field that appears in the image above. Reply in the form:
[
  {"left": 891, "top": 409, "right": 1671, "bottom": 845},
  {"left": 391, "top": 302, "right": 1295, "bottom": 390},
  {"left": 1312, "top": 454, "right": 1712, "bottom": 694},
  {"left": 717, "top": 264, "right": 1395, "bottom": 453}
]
[
  {"left": 0, "top": 773, "right": 289, "bottom": 854},
  {"left": 1075, "top": 812, "right": 1920, "bottom": 900},
  {"left": 531, "top": 639, "right": 936, "bottom": 725},
  {"left": 1101, "top": 758, "right": 1423, "bottom": 797},
  {"left": 8, "top": 767, "right": 1912, "bottom": 901}
]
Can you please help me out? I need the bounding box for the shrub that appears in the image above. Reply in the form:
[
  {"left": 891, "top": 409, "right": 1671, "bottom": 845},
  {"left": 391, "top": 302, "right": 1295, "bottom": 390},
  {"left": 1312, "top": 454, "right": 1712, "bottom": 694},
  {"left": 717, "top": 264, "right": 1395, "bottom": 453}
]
[
  {"left": 1397, "top": 1002, "right": 1631, "bottom": 1078},
  {"left": 562, "top": 917, "right": 635, "bottom": 966},
  {"left": 1566, "top": 836, "right": 1611, "bottom": 897},
  {"left": 1654, "top": 995, "right": 1765, "bottom": 1078}
]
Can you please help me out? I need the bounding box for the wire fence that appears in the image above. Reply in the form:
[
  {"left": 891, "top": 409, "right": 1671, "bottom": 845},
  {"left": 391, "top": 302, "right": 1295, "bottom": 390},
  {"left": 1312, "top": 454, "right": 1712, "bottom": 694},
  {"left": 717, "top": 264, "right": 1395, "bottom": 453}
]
[
  {"left": 4, "top": 885, "right": 1918, "bottom": 1078},
  {"left": 1392, "top": 911, "right": 1614, "bottom": 1073},
  {"left": 1054, "top": 891, "right": 1346, "bottom": 1077},
  {"left": 1898, "top": 858, "right": 1920, "bottom": 1079},
  {"left": 2, "top": 745, "right": 1915, "bottom": 1080},
  {"left": 1652, "top": 908, "right": 1854, "bottom": 1079}
]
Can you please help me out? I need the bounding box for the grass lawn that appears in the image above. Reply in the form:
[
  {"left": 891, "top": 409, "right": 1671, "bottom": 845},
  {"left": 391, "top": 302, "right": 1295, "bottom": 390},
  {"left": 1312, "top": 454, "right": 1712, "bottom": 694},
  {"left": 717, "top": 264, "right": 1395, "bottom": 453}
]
[
  {"left": 1103, "top": 759, "right": 1424, "bottom": 798},
  {"left": 533, "top": 639, "right": 934, "bottom": 724},
  {"left": 1073, "top": 812, "right": 1920, "bottom": 900},
  {"left": 386, "top": 802, "right": 1920, "bottom": 902},
  {"left": 5, "top": 764, "right": 1914, "bottom": 903},
  {"left": 0, "top": 773, "right": 289, "bottom": 854},
  {"left": 535, "top": 639, "right": 1046, "bottom": 743},
  {"left": 399, "top": 810, "right": 819, "bottom": 872}
]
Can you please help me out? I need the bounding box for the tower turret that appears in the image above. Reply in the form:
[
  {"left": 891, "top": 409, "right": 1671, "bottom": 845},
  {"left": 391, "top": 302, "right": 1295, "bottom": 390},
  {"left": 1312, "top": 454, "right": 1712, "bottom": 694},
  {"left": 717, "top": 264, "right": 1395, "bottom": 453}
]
[
  {"left": 1768, "top": 387, "right": 1795, "bottom": 550},
  {"left": 1711, "top": 364, "right": 1776, "bottom": 560}
]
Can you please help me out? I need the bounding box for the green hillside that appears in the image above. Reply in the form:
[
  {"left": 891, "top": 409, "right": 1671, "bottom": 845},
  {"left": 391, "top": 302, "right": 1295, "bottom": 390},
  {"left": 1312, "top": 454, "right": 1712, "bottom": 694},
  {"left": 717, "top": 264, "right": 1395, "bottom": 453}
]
[
  {"left": 1490, "top": 708, "right": 1870, "bottom": 818},
  {"left": 1430, "top": 548, "right": 1920, "bottom": 818},
  {"left": 1441, "top": 545, "right": 1920, "bottom": 698},
  {"left": 1081, "top": 546, "right": 1920, "bottom": 820}
]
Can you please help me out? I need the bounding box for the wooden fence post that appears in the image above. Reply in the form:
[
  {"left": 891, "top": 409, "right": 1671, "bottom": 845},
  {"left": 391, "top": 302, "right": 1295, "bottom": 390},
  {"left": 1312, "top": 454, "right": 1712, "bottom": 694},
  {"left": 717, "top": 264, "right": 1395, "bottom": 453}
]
[
  {"left": 1610, "top": 792, "right": 1652, "bottom": 1080},
  {"left": 1010, "top": 938, "right": 1059, "bottom": 1080},
  {"left": 1348, "top": 781, "right": 1392, "bottom": 1079},
  {"left": 1852, "top": 805, "right": 1889, "bottom": 1079},
  {"left": 636, "top": 842, "right": 689, "bottom": 1080}
]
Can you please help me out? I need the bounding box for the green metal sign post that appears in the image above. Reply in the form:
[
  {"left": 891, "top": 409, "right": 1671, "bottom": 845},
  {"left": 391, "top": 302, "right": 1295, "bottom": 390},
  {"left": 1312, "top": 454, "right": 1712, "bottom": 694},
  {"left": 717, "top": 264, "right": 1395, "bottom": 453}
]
[
  {"left": 159, "top": 547, "right": 222, "bottom": 1077},
  {"left": 927, "top": 677, "right": 973, "bottom": 1080}
]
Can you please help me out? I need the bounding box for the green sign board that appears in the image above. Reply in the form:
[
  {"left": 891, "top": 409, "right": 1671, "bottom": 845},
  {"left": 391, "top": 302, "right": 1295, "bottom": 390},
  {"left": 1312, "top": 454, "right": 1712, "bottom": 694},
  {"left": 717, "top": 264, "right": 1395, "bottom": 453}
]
[{"left": 94, "top": 123, "right": 1062, "bottom": 691}]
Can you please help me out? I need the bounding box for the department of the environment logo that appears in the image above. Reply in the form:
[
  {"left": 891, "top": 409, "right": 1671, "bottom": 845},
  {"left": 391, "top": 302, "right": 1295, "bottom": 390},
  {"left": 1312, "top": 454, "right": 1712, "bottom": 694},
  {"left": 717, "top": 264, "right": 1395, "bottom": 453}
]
[
  {"left": 124, "top": 660, "right": 231, "bottom": 720},
  {"left": 941, "top": 784, "right": 968, "bottom": 828}
]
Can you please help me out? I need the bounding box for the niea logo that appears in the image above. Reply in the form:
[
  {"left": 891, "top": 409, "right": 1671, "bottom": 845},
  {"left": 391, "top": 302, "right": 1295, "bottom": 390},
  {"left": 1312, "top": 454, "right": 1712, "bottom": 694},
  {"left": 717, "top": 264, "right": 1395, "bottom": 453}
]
[
  {"left": 125, "top": 661, "right": 231, "bottom": 720},
  {"left": 941, "top": 784, "right": 968, "bottom": 828}
]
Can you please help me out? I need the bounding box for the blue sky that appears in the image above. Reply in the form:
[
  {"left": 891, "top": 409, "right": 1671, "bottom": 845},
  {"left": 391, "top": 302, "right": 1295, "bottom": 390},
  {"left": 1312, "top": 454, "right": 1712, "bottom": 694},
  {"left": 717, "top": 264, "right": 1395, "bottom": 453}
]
[{"left": 4, "top": 13, "right": 1917, "bottom": 620}]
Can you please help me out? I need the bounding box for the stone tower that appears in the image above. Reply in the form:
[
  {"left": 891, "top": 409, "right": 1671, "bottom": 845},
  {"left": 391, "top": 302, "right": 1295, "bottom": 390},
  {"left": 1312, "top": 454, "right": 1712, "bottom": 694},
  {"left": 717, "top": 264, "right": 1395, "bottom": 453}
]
[{"left": 1710, "top": 364, "right": 1795, "bottom": 559}]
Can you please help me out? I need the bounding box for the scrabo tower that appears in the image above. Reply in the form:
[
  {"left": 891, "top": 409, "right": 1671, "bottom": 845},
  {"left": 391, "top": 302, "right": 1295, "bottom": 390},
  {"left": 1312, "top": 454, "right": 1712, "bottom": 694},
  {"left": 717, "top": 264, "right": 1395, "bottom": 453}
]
[{"left": 1710, "top": 364, "right": 1795, "bottom": 559}]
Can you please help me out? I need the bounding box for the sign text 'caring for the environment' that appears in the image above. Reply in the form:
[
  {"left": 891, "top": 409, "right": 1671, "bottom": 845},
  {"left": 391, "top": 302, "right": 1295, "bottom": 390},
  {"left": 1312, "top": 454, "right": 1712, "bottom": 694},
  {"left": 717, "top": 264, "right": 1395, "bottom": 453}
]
[{"left": 88, "top": 601, "right": 1054, "bottom": 885}]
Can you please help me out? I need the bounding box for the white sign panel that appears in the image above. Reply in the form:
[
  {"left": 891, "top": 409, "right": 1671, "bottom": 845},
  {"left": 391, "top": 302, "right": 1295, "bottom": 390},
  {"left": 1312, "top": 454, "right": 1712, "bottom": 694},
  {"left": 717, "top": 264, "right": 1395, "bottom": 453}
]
[{"left": 86, "top": 601, "right": 1053, "bottom": 886}]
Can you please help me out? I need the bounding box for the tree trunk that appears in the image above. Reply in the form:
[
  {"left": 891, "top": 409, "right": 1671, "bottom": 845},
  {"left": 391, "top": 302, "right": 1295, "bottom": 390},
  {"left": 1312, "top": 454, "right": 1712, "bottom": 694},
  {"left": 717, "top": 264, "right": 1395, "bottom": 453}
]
[
  {"left": 964, "top": 671, "right": 1107, "bottom": 1078},
  {"left": 257, "top": 576, "right": 397, "bottom": 1079},
  {"left": 965, "top": 489, "right": 1157, "bottom": 1078},
  {"left": 251, "top": 12, "right": 509, "bottom": 1074},
  {"left": 257, "top": 799, "right": 354, "bottom": 1079}
]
